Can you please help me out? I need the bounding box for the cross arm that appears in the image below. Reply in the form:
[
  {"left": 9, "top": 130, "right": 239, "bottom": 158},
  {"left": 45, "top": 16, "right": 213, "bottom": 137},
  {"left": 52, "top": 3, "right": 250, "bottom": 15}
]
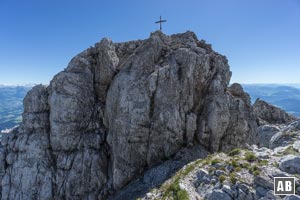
[{"left": 155, "top": 20, "right": 167, "bottom": 23}]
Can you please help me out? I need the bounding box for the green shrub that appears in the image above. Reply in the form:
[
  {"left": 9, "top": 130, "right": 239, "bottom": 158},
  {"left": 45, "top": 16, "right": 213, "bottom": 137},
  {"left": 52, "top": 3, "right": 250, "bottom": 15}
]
[
  {"left": 253, "top": 170, "right": 261, "bottom": 176},
  {"left": 234, "top": 167, "right": 242, "bottom": 172},
  {"left": 249, "top": 165, "right": 259, "bottom": 173},
  {"left": 258, "top": 159, "right": 268, "bottom": 166},
  {"left": 194, "top": 159, "right": 203, "bottom": 165},
  {"left": 230, "top": 173, "right": 237, "bottom": 184},
  {"left": 182, "top": 164, "right": 195, "bottom": 176},
  {"left": 245, "top": 152, "right": 257, "bottom": 162},
  {"left": 163, "top": 177, "right": 189, "bottom": 200},
  {"left": 241, "top": 162, "right": 250, "bottom": 169},
  {"left": 211, "top": 158, "right": 221, "bottom": 165},
  {"left": 219, "top": 175, "right": 226, "bottom": 183},
  {"left": 229, "top": 148, "right": 241, "bottom": 156},
  {"left": 203, "top": 159, "right": 210, "bottom": 165},
  {"left": 177, "top": 189, "right": 189, "bottom": 200},
  {"left": 231, "top": 159, "right": 239, "bottom": 168}
]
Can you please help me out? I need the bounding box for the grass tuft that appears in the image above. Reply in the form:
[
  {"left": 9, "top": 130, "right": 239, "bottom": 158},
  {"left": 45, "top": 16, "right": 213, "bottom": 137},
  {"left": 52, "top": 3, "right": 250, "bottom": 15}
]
[
  {"left": 241, "top": 162, "right": 250, "bottom": 169},
  {"left": 219, "top": 175, "right": 226, "bottom": 183},
  {"left": 253, "top": 170, "right": 261, "bottom": 176},
  {"left": 231, "top": 159, "right": 239, "bottom": 168},
  {"left": 230, "top": 172, "right": 237, "bottom": 184},
  {"left": 229, "top": 148, "right": 241, "bottom": 156},
  {"left": 258, "top": 159, "right": 268, "bottom": 166},
  {"left": 244, "top": 152, "right": 257, "bottom": 162},
  {"left": 234, "top": 167, "right": 242, "bottom": 172},
  {"left": 249, "top": 164, "right": 259, "bottom": 174},
  {"left": 211, "top": 158, "right": 221, "bottom": 165},
  {"left": 162, "top": 176, "right": 189, "bottom": 200},
  {"left": 282, "top": 146, "right": 299, "bottom": 155}
]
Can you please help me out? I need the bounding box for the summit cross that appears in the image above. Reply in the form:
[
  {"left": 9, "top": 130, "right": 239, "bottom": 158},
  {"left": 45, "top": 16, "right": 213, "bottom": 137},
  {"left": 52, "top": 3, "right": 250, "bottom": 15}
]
[{"left": 155, "top": 16, "right": 167, "bottom": 31}]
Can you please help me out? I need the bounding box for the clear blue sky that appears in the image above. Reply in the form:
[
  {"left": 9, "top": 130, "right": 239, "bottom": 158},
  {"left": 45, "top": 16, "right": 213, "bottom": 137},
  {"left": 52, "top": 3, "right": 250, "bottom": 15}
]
[{"left": 0, "top": 0, "right": 299, "bottom": 85}]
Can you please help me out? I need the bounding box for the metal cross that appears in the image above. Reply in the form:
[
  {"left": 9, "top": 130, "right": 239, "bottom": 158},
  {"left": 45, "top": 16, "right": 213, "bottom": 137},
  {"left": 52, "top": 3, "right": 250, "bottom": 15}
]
[{"left": 155, "top": 16, "right": 167, "bottom": 31}]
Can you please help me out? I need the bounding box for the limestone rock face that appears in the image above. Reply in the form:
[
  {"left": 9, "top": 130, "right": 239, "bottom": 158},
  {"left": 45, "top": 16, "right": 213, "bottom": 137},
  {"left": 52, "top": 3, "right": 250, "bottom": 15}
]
[
  {"left": 0, "top": 31, "right": 258, "bottom": 199},
  {"left": 197, "top": 83, "right": 258, "bottom": 152},
  {"left": 253, "top": 98, "right": 296, "bottom": 125},
  {"left": 0, "top": 85, "right": 52, "bottom": 200},
  {"left": 218, "top": 83, "right": 258, "bottom": 152}
]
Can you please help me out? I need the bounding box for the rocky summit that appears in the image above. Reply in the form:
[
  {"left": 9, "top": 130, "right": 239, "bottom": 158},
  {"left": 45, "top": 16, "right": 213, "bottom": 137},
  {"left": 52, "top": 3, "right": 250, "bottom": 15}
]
[{"left": 0, "top": 31, "right": 260, "bottom": 200}]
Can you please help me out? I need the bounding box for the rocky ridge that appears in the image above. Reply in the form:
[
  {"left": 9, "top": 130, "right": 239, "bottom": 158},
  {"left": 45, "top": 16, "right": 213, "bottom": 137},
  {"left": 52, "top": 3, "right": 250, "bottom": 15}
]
[
  {"left": 254, "top": 98, "right": 296, "bottom": 125},
  {"left": 0, "top": 31, "right": 258, "bottom": 200}
]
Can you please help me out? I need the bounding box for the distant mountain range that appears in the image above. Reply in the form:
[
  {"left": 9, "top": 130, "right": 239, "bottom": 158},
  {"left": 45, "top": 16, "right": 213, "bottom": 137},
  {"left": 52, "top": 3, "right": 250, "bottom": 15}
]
[
  {"left": 0, "top": 84, "right": 299, "bottom": 132},
  {"left": 242, "top": 84, "right": 300, "bottom": 117},
  {"left": 0, "top": 85, "right": 32, "bottom": 131}
]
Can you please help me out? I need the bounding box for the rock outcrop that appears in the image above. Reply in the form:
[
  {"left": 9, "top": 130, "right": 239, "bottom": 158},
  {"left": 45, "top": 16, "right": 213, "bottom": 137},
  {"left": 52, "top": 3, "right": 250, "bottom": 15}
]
[
  {"left": 0, "top": 31, "right": 258, "bottom": 199},
  {"left": 258, "top": 124, "right": 280, "bottom": 147},
  {"left": 270, "top": 120, "right": 300, "bottom": 149},
  {"left": 254, "top": 98, "right": 296, "bottom": 125}
]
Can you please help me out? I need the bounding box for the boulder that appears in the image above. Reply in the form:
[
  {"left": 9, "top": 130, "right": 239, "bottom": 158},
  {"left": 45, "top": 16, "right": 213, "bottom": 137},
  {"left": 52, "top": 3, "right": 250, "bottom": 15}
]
[
  {"left": 254, "top": 173, "right": 273, "bottom": 198},
  {"left": 279, "top": 155, "right": 300, "bottom": 174},
  {"left": 207, "top": 189, "right": 232, "bottom": 200},
  {"left": 258, "top": 124, "right": 280, "bottom": 147},
  {"left": 270, "top": 131, "right": 298, "bottom": 149},
  {"left": 283, "top": 195, "right": 300, "bottom": 200}
]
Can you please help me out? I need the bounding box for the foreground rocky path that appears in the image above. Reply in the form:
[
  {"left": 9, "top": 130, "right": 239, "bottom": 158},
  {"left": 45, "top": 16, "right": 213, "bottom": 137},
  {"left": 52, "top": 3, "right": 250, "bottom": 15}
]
[{"left": 138, "top": 120, "right": 300, "bottom": 200}]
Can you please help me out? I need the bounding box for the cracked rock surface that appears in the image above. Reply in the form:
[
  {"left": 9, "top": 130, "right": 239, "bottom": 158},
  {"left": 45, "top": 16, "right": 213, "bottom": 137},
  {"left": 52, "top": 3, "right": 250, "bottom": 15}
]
[{"left": 0, "top": 31, "right": 258, "bottom": 200}]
